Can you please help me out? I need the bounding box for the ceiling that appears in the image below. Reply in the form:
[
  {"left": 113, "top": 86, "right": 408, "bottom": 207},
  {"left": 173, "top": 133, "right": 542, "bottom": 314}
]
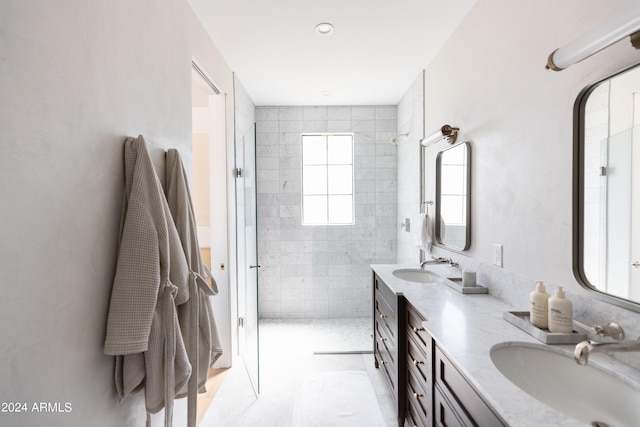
[{"left": 187, "top": 0, "right": 477, "bottom": 106}]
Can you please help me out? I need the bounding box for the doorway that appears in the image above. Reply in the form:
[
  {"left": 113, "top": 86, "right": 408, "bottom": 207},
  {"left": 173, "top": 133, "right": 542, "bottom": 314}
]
[{"left": 191, "top": 63, "right": 230, "bottom": 367}]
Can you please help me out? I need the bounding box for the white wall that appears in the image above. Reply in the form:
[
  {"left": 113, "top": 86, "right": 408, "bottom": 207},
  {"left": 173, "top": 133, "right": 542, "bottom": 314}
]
[
  {"left": 416, "top": 0, "right": 640, "bottom": 298},
  {"left": 0, "top": 1, "right": 234, "bottom": 425}
]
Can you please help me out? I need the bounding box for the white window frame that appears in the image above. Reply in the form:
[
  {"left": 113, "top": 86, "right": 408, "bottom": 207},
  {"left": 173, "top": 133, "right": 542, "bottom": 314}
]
[{"left": 301, "top": 133, "right": 355, "bottom": 226}]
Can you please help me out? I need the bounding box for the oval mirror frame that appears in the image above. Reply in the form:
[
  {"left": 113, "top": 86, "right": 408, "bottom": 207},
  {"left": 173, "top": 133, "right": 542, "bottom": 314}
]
[{"left": 573, "top": 61, "right": 640, "bottom": 312}]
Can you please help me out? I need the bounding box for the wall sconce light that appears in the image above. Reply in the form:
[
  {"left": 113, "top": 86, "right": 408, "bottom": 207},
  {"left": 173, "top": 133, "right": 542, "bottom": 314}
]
[
  {"left": 546, "top": 8, "right": 640, "bottom": 71},
  {"left": 421, "top": 125, "right": 459, "bottom": 147}
]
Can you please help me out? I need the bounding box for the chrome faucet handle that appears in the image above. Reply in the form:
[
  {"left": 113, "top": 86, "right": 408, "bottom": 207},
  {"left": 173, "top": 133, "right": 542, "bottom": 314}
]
[
  {"left": 574, "top": 336, "right": 640, "bottom": 365},
  {"left": 574, "top": 341, "right": 592, "bottom": 365},
  {"left": 573, "top": 320, "right": 625, "bottom": 341}
]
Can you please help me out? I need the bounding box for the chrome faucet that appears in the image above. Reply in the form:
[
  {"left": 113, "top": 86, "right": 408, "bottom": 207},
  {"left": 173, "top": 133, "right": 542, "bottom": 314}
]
[
  {"left": 574, "top": 339, "right": 640, "bottom": 366},
  {"left": 420, "top": 257, "right": 459, "bottom": 269},
  {"left": 573, "top": 320, "right": 625, "bottom": 340},
  {"left": 573, "top": 321, "right": 640, "bottom": 365},
  {"left": 420, "top": 257, "right": 447, "bottom": 269}
]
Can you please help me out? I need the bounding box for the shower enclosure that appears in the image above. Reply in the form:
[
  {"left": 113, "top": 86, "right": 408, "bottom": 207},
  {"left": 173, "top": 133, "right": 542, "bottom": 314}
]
[{"left": 253, "top": 105, "right": 398, "bottom": 359}]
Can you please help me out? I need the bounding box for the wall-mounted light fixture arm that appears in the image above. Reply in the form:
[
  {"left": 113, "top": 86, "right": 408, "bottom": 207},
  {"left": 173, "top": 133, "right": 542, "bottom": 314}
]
[
  {"left": 389, "top": 133, "right": 409, "bottom": 145},
  {"left": 546, "top": 9, "right": 640, "bottom": 71},
  {"left": 421, "top": 125, "right": 459, "bottom": 147}
]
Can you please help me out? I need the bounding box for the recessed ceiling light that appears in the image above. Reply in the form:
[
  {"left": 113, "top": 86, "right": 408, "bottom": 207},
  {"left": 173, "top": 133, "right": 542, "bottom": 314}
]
[
  {"left": 321, "top": 90, "right": 332, "bottom": 96},
  {"left": 315, "top": 23, "right": 334, "bottom": 36}
]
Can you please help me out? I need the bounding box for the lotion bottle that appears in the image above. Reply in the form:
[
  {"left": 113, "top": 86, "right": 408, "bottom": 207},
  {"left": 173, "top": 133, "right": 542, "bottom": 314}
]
[
  {"left": 548, "top": 286, "right": 573, "bottom": 333},
  {"left": 530, "top": 281, "right": 550, "bottom": 329}
]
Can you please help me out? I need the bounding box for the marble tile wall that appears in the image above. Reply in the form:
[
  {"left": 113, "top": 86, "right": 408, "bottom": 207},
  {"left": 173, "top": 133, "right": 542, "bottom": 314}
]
[{"left": 256, "top": 106, "right": 398, "bottom": 319}]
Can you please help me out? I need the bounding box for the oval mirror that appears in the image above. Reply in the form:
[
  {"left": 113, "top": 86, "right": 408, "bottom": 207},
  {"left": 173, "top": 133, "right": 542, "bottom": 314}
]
[
  {"left": 574, "top": 62, "right": 640, "bottom": 310},
  {"left": 435, "top": 141, "right": 471, "bottom": 251}
]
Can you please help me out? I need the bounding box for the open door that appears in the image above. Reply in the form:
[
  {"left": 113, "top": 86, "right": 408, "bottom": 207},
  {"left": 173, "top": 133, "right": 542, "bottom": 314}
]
[
  {"left": 191, "top": 64, "right": 230, "bottom": 368},
  {"left": 235, "top": 123, "right": 260, "bottom": 394}
]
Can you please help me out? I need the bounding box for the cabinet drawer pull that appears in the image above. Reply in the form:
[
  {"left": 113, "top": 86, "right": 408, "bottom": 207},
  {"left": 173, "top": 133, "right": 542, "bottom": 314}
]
[
  {"left": 413, "top": 392, "right": 424, "bottom": 399},
  {"left": 412, "top": 326, "right": 425, "bottom": 332},
  {"left": 380, "top": 314, "right": 388, "bottom": 319},
  {"left": 412, "top": 359, "right": 424, "bottom": 366}
]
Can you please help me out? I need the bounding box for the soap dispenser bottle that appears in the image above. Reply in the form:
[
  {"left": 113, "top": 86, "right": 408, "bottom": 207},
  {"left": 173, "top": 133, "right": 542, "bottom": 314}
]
[
  {"left": 530, "top": 281, "right": 550, "bottom": 329},
  {"left": 548, "top": 286, "right": 573, "bottom": 333}
]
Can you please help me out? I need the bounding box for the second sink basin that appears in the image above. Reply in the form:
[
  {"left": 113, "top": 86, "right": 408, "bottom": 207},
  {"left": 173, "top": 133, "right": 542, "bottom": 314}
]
[
  {"left": 490, "top": 342, "right": 640, "bottom": 426},
  {"left": 391, "top": 268, "right": 444, "bottom": 283}
]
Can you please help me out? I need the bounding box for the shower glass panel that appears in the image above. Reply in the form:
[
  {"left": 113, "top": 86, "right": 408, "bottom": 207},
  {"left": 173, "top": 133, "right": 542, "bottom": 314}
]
[
  {"left": 236, "top": 123, "right": 259, "bottom": 394},
  {"left": 603, "top": 126, "right": 636, "bottom": 299}
]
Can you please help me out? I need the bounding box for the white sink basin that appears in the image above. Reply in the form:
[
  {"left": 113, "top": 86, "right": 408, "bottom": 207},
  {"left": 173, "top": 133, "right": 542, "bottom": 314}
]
[
  {"left": 391, "top": 268, "right": 444, "bottom": 283},
  {"left": 490, "top": 342, "right": 640, "bottom": 426}
]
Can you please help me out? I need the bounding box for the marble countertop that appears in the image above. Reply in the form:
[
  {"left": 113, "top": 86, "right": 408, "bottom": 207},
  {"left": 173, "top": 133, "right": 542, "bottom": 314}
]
[{"left": 371, "top": 264, "right": 640, "bottom": 427}]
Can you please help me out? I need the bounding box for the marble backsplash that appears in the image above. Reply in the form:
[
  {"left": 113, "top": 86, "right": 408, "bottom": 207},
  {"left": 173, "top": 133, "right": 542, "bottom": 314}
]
[{"left": 430, "top": 246, "right": 640, "bottom": 370}]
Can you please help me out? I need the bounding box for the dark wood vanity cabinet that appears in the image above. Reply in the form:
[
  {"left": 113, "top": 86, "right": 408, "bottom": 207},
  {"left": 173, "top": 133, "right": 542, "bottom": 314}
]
[
  {"left": 373, "top": 273, "right": 406, "bottom": 427},
  {"left": 373, "top": 272, "right": 505, "bottom": 427},
  {"left": 434, "top": 345, "right": 506, "bottom": 427},
  {"left": 405, "top": 303, "right": 432, "bottom": 427}
]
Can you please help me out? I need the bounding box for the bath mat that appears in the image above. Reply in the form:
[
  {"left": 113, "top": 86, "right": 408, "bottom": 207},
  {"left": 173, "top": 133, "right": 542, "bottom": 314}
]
[{"left": 291, "top": 370, "right": 386, "bottom": 427}]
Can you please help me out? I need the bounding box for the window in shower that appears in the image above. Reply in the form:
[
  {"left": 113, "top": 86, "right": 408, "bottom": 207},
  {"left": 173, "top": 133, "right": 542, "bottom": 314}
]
[{"left": 301, "top": 133, "right": 354, "bottom": 225}]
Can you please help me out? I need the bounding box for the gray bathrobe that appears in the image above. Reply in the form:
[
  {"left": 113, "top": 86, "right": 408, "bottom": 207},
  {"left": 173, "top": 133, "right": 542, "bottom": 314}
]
[
  {"left": 165, "top": 148, "right": 223, "bottom": 427},
  {"left": 104, "top": 135, "right": 191, "bottom": 427}
]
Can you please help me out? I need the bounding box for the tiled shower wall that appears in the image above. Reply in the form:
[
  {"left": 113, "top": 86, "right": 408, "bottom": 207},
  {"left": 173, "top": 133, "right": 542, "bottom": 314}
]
[{"left": 256, "top": 106, "right": 398, "bottom": 319}]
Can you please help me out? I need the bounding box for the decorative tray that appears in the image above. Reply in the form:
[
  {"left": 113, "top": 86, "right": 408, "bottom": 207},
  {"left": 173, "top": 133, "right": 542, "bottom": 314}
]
[
  {"left": 445, "top": 277, "right": 488, "bottom": 294},
  {"left": 503, "top": 311, "right": 587, "bottom": 345}
]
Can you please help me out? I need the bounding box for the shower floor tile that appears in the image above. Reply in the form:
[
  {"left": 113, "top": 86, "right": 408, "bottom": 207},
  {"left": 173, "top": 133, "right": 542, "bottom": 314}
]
[{"left": 259, "top": 317, "right": 373, "bottom": 354}]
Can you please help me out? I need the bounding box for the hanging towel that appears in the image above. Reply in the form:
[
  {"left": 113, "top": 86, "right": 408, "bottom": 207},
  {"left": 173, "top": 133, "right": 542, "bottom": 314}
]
[
  {"left": 104, "top": 135, "right": 191, "bottom": 427},
  {"left": 417, "top": 212, "right": 433, "bottom": 254},
  {"left": 165, "top": 149, "right": 223, "bottom": 427}
]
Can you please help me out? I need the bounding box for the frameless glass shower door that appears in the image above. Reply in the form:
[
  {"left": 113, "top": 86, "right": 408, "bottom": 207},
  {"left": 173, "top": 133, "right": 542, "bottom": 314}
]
[{"left": 235, "top": 123, "right": 260, "bottom": 394}]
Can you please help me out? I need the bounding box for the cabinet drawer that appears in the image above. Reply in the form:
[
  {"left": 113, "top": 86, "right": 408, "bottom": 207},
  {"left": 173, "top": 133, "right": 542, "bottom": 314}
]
[
  {"left": 435, "top": 346, "right": 505, "bottom": 427},
  {"left": 434, "top": 385, "right": 469, "bottom": 427},
  {"left": 406, "top": 304, "right": 429, "bottom": 348},
  {"left": 405, "top": 397, "right": 425, "bottom": 427},
  {"left": 376, "top": 350, "right": 396, "bottom": 396},
  {"left": 375, "top": 274, "right": 397, "bottom": 310},
  {"left": 407, "top": 334, "right": 430, "bottom": 390},
  {"left": 376, "top": 293, "right": 397, "bottom": 344},
  {"left": 376, "top": 319, "right": 396, "bottom": 371},
  {"left": 407, "top": 369, "right": 430, "bottom": 427}
]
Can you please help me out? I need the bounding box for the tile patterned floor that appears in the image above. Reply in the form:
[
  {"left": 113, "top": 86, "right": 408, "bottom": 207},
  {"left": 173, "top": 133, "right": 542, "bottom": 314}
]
[{"left": 199, "top": 318, "right": 395, "bottom": 427}]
